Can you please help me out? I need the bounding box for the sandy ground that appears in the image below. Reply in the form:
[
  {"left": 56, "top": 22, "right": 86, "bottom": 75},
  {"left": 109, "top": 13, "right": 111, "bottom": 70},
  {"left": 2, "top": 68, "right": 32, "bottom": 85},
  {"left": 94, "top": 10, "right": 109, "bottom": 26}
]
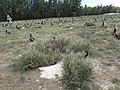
[{"left": 38, "top": 62, "right": 63, "bottom": 79}]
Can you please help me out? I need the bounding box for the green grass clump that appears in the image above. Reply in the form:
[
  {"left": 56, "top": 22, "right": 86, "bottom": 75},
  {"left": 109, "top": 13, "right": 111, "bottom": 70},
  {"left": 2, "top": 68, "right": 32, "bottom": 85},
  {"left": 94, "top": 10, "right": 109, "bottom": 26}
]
[
  {"left": 13, "top": 36, "right": 70, "bottom": 71},
  {"left": 68, "top": 40, "right": 96, "bottom": 57},
  {"left": 102, "top": 61, "right": 112, "bottom": 66},
  {"left": 13, "top": 50, "right": 62, "bottom": 71},
  {"left": 35, "top": 36, "right": 70, "bottom": 53},
  {"left": 108, "top": 86, "right": 120, "bottom": 90},
  {"left": 69, "top": 40, "right": 90, "bottom": 52},
  {"left": 112, "top": 77, "right": 120, "bottom": 85},
  {"left": 62, "top": 53, "right": 93, "bottom": 90},
  {"left": 13, "top": 51, "right": 47, "bottom": 71}
]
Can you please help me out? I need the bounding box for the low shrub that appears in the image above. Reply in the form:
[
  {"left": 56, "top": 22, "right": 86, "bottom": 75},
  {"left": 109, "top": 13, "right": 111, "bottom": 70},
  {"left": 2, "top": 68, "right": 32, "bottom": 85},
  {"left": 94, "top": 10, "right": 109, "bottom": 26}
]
[
  {"left": 112, "top": 77, "right": 120, "bottom": 85},
  {"left": 13, "top": 51, "right": 47, "bottom": 70},
  {"left": 13, "top": 36, "right": 69, "bottom": 71},
  {"left": 35, "top": 36, "right": 70, "bottom": 53},
  {"left": 62, "top": 53, "right": 93, "bottom": 90},
  {"left": 68, "top": 40, "right": 96, "bottom": 57}
]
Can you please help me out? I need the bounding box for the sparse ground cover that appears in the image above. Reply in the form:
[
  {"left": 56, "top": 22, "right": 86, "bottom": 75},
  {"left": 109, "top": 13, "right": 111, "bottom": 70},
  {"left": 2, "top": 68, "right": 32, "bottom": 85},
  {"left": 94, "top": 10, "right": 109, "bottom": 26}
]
[{"left": 0, "top": 14, "right": 120, "bottom": 90}]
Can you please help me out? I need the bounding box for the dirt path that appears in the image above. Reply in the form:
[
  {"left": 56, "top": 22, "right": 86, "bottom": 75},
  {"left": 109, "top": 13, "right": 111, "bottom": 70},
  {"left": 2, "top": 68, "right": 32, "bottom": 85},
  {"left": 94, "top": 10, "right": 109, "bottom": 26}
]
[
  {"left": 0, "top": 63, "right": 11, "bottom": 68},
  {"left": 92, "top": 58, "right": 118, "bottom": 90},
  {"left": 0, "top": 52, "right": 12, "bottom": 69}
]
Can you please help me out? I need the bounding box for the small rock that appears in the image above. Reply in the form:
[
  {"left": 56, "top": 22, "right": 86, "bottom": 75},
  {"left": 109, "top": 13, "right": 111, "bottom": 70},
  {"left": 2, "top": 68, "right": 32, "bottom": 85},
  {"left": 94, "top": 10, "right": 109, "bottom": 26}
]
[
  {"left": 38, "top": 85, "right": 43, "bottom": 89},
  {"left": 21, "top": 27, "right": 25, "bottom": 29},
  {"left": 69, "top": 27, "right": 74, "bottom": 30},
  {"left": 36, "top": 79, "right": 39, "bottom": 83}
]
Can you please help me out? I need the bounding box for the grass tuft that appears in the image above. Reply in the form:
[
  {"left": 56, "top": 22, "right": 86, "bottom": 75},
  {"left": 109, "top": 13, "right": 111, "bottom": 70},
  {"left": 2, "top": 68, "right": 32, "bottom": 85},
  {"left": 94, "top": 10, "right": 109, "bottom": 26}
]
[
  {"left": 62, "top": 53, "right": 93, "bottom": 90},
  {"left": 112, "top": 77, "right": 120, "bottom": 85},
  {"left": 13, "top": 36, "right": 70, "bottom": 71},
  {"left": 13, "top": 51, "right": 47, "bottom": 71}
]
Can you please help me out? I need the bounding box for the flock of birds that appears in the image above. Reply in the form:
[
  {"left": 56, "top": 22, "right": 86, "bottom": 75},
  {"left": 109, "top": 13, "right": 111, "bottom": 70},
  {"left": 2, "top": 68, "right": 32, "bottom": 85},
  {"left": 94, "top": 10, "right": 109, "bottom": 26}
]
[{"left": 1, "top": 15, "right": 120, "bottom": 59}]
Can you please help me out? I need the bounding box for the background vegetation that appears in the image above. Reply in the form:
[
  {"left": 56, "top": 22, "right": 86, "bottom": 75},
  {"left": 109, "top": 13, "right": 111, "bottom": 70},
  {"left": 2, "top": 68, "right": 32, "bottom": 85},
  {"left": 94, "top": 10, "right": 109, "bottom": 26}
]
[{"left": 0, "top": 0, "right": 120, "bottom": 21}]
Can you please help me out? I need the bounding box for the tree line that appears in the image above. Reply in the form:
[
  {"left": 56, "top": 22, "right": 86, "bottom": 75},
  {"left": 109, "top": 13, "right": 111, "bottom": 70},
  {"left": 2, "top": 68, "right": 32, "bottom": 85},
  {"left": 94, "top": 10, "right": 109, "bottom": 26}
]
[
  {"left": 0, "top": 0, "right": 119, "bottom": 21},
  {"left": 82, "top": 5, "right": 119, "bottom": 15}
]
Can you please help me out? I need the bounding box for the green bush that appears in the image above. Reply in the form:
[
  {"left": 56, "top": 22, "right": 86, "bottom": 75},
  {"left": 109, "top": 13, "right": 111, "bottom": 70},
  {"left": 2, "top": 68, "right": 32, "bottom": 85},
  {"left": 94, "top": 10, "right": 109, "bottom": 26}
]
[
  {"left": 69, "top": 40, "right": 91, "bottom": 53},
  {"left": 13, "top": 36, "right": 70, "bottom": 71},
  {"left": 35, "top": 36, "right": 70, "bottom": 53},
  {"left": 112, "top": 78, "right": 120, "bottom": 85},
  {"left": 13, "top": 51, "right": 47, "bottom": 70},
  {"left": 68, "top": 40, "right": 96, "bottom": 57},
  {"left": 13, "top": 50, "right": 62, "bottom": 71},
  {"left": 62, "top": 53, "right": 93, "bottom": 90},
  {"left": 108, "top": 86, "right": 120, "bottom": 90}
]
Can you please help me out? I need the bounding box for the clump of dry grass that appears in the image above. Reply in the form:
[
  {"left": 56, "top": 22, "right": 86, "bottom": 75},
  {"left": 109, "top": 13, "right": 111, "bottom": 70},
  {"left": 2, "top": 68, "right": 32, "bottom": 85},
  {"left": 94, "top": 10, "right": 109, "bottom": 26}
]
[
  {"left": 62, "top": 53, "right": 95, "bottom": 90},
  {"left": 68, "top": 40, "right": 97, "bottom": 58},
  {"left": 13, "top": 36, "right": 70, "bottom": 71}
]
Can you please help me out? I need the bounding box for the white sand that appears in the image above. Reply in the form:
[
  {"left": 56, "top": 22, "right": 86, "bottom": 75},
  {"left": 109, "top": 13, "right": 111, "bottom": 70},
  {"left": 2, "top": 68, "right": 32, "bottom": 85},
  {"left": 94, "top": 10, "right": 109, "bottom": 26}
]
[{"left": 38, "top": 62, "right": 63, "bottom": 79}]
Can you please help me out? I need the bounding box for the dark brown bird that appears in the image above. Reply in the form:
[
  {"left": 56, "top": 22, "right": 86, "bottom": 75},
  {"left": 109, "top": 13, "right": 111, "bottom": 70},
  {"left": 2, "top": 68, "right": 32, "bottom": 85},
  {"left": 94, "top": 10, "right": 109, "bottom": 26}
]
[
  {"left": 51, "top": 36, "right": 56, "bottom": 40},
  {"left": 84, "top": 51, "right": 89, "bottom": 58},
  {"left": 53, "top": 36, "right": 55, "bottom": 40},
  {"left": 5, "top": 30, "right": 11, "bottom": 35},
  {"left": 29, "top": 33, "right": 35, "bottom": 42},
  {"left": 102, "top": 22, "right": 104, "bottom": 27},
  {"left": 16, "top": 25, "right": 21, "bottom": 30},
  {"left": 113, "top": 28, "right": 120, "bottom": 40},
  {"left": 114, "top": 27, "right": 116, "bottom": 33}
]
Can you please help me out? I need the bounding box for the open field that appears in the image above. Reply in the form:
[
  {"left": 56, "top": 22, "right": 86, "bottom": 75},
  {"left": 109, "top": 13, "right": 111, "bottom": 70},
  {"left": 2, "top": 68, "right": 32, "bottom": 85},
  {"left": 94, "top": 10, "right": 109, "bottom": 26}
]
[{"left": 0, "top": 14, "right": 120, "bottom": 90}]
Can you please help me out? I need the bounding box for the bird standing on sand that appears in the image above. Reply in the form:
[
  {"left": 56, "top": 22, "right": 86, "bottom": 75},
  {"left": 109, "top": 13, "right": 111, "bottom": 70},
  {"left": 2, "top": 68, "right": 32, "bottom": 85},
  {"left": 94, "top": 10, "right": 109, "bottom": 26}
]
[
  {"left": 29, "top": 33, "right": 35, "bottom": 42},
  {"left": 84, "top": 51, "right": 89, "bottom": 58},
  {"left": 113, "top": 27, "right": 120, "bottom": 40}
]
